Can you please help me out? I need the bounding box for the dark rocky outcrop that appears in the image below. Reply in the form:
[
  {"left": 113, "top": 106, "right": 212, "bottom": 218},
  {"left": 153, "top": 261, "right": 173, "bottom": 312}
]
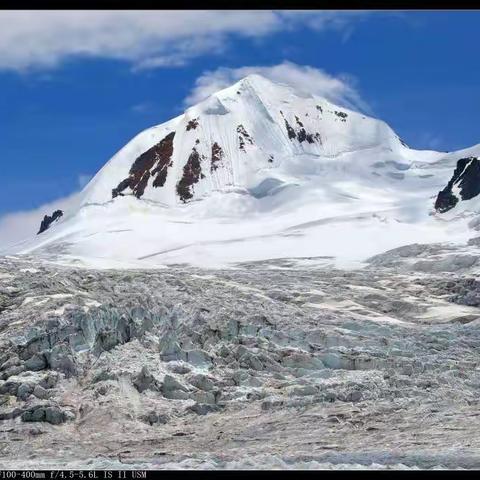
[
  {"left": 284, "top": 119, "right": 296, "bottom": 140},
  {"left": 295, "top": 116, "right": 308, "bottom": 143},
  {"left": 435, "top": 157, "right": 480, "bottom": 213},
  {"left": 176, "top": 148, "right": 204, "bottom": 203},
  {"left": 281, "top": 111, "right": 320, "bottom": 144},
  {"left": 37, "top": 210, "right": 63, "bottom": 235},
  {"left": 211, "top": 142, "right": 224, "bottom": 172},
  {"left": 297, "top": 128, "right": 316, "bottom": 144},
  {"left": 21, "top": 405, "right": 74, "bottom": 425},
  {"left": 237, "top": 125, "right": 253, "bottom": 152},
  {"left": 25, "top": 353, "right": 48, "bottom": 372},
  {"left": 186, "top": 118, "right": 199, "bottom": 131},
  {"left": 112, "top": 131, "right": 176, "bottom": 199}
]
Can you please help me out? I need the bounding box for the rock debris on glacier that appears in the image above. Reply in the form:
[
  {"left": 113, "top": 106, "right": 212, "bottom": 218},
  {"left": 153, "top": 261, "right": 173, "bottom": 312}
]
[{"left": 1, "top": 255, "right": 480, "bottom": 469}]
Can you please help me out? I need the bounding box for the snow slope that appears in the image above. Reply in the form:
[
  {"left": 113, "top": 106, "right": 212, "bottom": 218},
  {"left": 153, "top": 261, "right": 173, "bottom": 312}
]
[{"left": 6, "top": 74, "right": 480, "bottom": 268}]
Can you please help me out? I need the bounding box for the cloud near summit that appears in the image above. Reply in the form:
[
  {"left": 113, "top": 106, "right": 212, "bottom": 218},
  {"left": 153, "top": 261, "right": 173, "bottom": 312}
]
[{"left": 184, "top": 62, "right": 370, "bottom": 113}]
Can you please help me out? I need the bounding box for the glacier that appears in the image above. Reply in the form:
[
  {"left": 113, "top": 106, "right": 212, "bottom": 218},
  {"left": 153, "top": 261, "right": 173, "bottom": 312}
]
[{"left": 1, "top": 74, "right": 480, "bottom": 470}]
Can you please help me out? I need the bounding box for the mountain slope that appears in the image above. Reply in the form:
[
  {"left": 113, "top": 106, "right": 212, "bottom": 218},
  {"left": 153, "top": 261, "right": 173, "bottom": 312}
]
[
  {"left": 79, "top": 74, "right": 405, "bottom": 207},
  {"left": 6, "top": 74, "right": 480, "bottom": 268}
]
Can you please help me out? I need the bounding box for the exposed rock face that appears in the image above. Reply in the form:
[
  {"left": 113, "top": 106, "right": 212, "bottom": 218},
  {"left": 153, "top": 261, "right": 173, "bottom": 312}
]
[
  {"left": 295, "top": 116, "right": 317, "bottom": 144},
  {"left": 186, "top": 118, "right": 199, "bottom": 131},
  {"left": 283, "top": 117, "right": 296, "bottom": 140},
  {"left": 37, "top": 210, "right": 63, "bottom": 235},
  {"left": 237, "top": 125, "right": 253, "bottom": 152},
  {"left": 210, "top": 142, "right": 224, "bottom": 172},
  {"left": 281, "top": 111, "right": 320, "bottom": 144},
  {"left": 21, "top": 405, "right": 74, "bottom": 425},
  {"left": 435, "top": 157, "right": 480, "bottom": 213},
  {"left": 176, "top": 148, "right": 204, "bottom": 202},
  {"left": 112, "top": 131, "right": 176, "bottom": 199},
  {"left": 334, "top": 110, "right": 348, "bottom": 122}
]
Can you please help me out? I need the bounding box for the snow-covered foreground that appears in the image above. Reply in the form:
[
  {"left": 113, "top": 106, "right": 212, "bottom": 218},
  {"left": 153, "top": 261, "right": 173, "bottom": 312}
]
[{"left": 1, "top": 255, "right": 480, "bottom": 470}]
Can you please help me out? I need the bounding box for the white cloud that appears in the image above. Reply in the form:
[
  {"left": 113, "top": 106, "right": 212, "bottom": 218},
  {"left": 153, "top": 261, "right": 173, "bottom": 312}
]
[
  {"left": 184, "top": 61, "right": 370, "bottom": 113},
  {"left": 0, "top": 11, "right": 368, "bottom": 72},
  {"left": 276, "top": 10, "right": 368, "bottom": 31},
  {"left": 0, "top": 191, "right": 81, "bottom": 251}
]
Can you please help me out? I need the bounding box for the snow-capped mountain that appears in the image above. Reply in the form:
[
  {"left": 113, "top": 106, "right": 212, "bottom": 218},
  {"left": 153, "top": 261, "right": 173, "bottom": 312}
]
[
  {"left": 81, "top": 74, "right": 404, "bottom": 207},
  {"left": 7, "top": 74, "right": 480, "bottom": 268}
]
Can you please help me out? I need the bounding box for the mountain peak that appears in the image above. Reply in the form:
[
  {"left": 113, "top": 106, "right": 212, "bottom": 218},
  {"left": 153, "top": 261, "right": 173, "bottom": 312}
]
[
  {"left": 76, "top": 73, "right": 403, "bottom": 210},
  {"left": 19, "top": 75, "right": 480, "bottom": 269},
  {"left": 209, "top": 73, "right": 303, "bottom": 108},
  {"left": 236, "top": 73, "right": 279, "bottom": 90}
]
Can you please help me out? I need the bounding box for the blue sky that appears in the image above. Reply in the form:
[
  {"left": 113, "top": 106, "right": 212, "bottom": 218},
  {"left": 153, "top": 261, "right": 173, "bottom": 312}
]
[{"left": 1, "top": 10, "right": 479, "bottom": 225}]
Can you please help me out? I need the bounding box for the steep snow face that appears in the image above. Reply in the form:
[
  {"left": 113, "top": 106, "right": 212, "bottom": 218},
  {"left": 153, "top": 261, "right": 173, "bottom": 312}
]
[
  {"left": 78, "top": 74, "right": 405, "bottom": 208},
  {"left": 7, "top": 74, "right": 480, "bottom": 268}
]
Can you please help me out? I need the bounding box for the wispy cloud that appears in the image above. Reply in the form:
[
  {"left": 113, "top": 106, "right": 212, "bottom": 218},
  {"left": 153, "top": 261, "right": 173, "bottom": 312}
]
[
  {"left": 184, "top": 61, "right": 370, "bottom": 113},
  {"left": 0, "top": 11, "right": 369, "bottom": 72}
]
